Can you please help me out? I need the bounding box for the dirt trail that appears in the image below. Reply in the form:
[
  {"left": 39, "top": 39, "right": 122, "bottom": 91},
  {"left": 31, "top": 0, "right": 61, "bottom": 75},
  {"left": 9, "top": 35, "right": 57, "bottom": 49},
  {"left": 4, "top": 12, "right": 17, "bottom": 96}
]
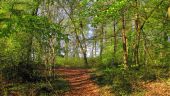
[{"left": 56, "top": 68, "right": 100, "bottom": 96}]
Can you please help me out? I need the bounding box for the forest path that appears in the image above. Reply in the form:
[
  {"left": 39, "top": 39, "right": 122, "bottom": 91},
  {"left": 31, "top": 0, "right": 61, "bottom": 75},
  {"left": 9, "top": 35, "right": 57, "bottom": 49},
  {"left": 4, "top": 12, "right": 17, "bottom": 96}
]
[{"left": 56, "top": 68, "right": 100, "bottom": 96}]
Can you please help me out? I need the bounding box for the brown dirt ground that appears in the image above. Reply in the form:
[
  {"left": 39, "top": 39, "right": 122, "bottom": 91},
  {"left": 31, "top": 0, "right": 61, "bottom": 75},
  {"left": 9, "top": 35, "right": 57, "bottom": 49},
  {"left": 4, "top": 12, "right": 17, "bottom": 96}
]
[
  {"left": 143, "top": 81, "right": 170, "bottom": 96},
  {"left": 56, "top": 68, "right": 100, "bottom": 96}
]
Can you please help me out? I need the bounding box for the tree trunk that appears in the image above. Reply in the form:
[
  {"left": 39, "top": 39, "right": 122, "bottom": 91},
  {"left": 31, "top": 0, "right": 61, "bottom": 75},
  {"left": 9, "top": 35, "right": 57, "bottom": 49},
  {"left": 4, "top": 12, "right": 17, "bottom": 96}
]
[
  {"left": 80, "top": 21, "right": 88, "bottom": 66},
  {"left": 75, "top": 28, "right": 88, "bottom": 66},
  {"left": 57, "top": 0, "right": 88, "bottom": 66},
  {"left": 113, "top": 19, "right": 117, "bottom": 64},
  {"left": 65, "top": 40, "right": 69, "bottom": 58},
  {"left": 26, "top": 5, "right": 39, "bottom": 64},
  {"left": 100, "top": 24, "right": 104, "bottom": 58},
  {"left": 134, "top": 0, "right": 141, "bottom": 65},
  {"left": 121, "top": 13, "right": 128, "bottom": 67},
  {"left": 91, "top": 41, "right": 94, "bottom": 57}
]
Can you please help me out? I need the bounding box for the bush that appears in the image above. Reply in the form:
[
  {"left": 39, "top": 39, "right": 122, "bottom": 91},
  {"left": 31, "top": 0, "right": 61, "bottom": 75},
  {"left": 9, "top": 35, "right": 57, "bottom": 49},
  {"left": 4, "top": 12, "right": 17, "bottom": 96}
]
[
  {"left": 88, "top": 57, "right": 102, "bottom": 67},
  {"left": 96, "top": 62, "right": 170, "bottom": 95},
  {"left": 0, "top": 78, "right": 69, "bottom": 96},
  {"left": 139, "top": 67, "right": 157, "bottom": 81},
  {"left": 2, "top": 62, "right": 45, "bottom": 82},
  {"left": 93, "top": 66, "right": 135, "bottom": 95},
  {"left": 136, "top": 63, "right": 169, "bottom": 81}
]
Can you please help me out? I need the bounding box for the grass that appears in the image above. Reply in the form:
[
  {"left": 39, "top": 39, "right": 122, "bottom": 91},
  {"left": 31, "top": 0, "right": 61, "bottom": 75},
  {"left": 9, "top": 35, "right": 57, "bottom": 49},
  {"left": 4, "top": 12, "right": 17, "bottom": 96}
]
[
  {"left": 55, "top": 56, "right": 102, "bottom": 68},
  {"left": 56, "top": 57, "right": 85, "bottom": 68}
]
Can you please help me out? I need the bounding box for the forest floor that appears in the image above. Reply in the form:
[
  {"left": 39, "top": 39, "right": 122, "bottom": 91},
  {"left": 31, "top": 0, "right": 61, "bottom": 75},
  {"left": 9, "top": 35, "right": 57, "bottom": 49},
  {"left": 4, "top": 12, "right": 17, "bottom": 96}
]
[
  {"left": 142, "top": 81, "right": 170, "bottom": 96},
  {"left": 56, "top": 68, "right": 113, "bottom": 96},
  {"left": 56, "top": 68, "right": 170, "bottom": 96},
  {"left": 56, "top": 68, "right": 101, "bottom": 96}
]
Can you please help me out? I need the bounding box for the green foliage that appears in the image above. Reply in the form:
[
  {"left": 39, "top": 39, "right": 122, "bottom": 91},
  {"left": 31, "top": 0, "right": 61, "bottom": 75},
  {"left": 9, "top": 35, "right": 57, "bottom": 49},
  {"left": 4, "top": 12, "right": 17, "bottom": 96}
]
[
  {"left": 90, "top": 0, "right": 130, "bottom": 26},
  {"left": 0, "top": 78, "right": 69, "bottom": 96},
  {"left": 19, "top": 15, "right": 63, "bottom": 36},
  {"left": 93, "top": 66, "right": 135, "bottom": 95},
  {"left": 102, "top": 45, "right": 114, "bottom": 65},
  {"left": 0, "top": 0, "right": 36, "bottom": 37},
  {"left": 2, "top": 62, "right": 45, "bottom": 82},
  {"left": 88, "top": 57, "right": 102, "bottom": 67},
  {"left": 56, "top": 57, "right": 85, "bottom": 68},
  {"left": 93, "top": 61, "right": 169, "bottom": 95},
  {"left": 56, "top": 57, "right": 102, "bottom": 68},
  {"left": 0, "top": 0, "right": 170, "bottom": 95},
  {"left": 101, "top": 44, "right": 123, "bottom": 66}
]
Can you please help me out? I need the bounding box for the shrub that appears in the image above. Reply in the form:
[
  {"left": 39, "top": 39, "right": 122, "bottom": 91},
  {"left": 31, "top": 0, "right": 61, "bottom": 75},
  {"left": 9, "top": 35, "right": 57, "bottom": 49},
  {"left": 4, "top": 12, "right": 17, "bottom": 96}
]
[
  {"left": 88, "top": 57, "right": 102, "bottom": 67},
  {"left": 93, "top": 66, "right": 135, "bottom": 95},
  {"left": 2, "top": 62, "right": 45, "bottom": 82}
]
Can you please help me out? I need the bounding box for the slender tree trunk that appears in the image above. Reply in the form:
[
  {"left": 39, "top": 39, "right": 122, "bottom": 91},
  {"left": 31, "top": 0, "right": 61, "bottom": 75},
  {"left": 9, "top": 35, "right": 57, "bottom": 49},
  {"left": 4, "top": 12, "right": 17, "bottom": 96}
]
[
  {"left": 143, "top": 32, "right": 147, "bottom": 65},
  {"left": 100, "top": 24, "right": 104, "bottom": 57},
  {"left": 91, "top": 41, "right": 94, "bottom": 57},
  {"left": 74, "top": 28, "right": 88, "bottom": 66},
  {"left": 113, "top": 19, "right": 117, "bottom": 64},
  {"left": 121, "top": 13, "right": 128, "bottom": 67},
  {"left": 57, "top": 0, "right": 88, "bottom": 66},
  {"left": 51, "top": 35, "right": 56, "bottom": 66},
  {"left": 134, "top": 0, "right": 141, "bottom": 65},
  {"left": 80, "top": 21, "right": 88, "bottom": 66},
  {"left": 65, "top": 40, "right": 69, "bottom": 58},
  {"left": 75, "top": 41, "right": 80, "bottom": 57},
  {"left": 94, "top": 40, "right": 97, "bottom": 56},
  {"left": 113, "top": 20, "right": 117, "bottom": 55}
]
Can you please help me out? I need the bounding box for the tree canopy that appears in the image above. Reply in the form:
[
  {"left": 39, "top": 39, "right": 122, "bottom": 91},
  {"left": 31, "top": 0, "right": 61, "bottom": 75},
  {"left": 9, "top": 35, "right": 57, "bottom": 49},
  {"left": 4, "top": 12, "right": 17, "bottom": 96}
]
[{"left": 0, "top": 0, "right": 170, "bottom": 96}]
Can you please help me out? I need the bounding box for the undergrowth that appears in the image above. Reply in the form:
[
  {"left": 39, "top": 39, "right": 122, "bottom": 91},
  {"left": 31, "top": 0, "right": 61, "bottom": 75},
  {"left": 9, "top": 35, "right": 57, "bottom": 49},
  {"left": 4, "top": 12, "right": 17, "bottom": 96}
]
[
  {"left": 0, "top": 62, "right": 69, "bottom": 96},
  {"left": 91, "top": 62, "right": 170, "bottom": 96}
]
